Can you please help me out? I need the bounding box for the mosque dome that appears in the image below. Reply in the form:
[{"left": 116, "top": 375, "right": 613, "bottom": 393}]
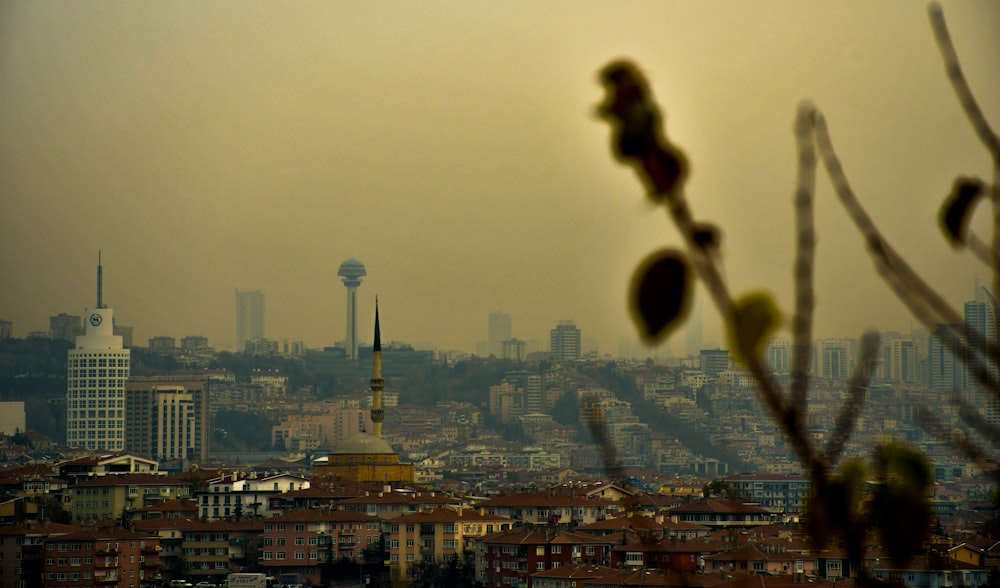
[{"left": 331, "top": 432, "right": 395, "bottom": 455}]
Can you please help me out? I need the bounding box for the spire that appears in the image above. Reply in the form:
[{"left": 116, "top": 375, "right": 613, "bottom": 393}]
[
  {"left": 370, "top": 298, "right": 384, "bottom": 437},
  {"left": 374, "top": 297, "right": 381, "bottom": 352},
  {"left": 96, "top": 251, "right": 105, "bottom": 309}
]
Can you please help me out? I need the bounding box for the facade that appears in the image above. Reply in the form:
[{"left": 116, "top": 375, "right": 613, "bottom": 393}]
[
  {"left": 66, "top": 266, "right": 130, "bottom": 451},
  {"left": 260, "top": 509, "right": 383, "bottom": 586},
  {"left": 125, "top": 376, "right": 211, "bottom": 462},
  {"left": 929, "top": 323, "right": 962, "bottom": 392},
  {"left": 0, "top": 521, "right": 82, "bottom": 588},
  {"left": 235, "top": 289, "right": 265, "bottom": 353},
  {"left": 550, "top": 321, "right": 581, "bottom": 362},
  {"left": 668, "top": 498, "right": 773, "bottom": 529},
  {"left": 387, "top": 507, "right": 513, "bottom": 583},
  {"left": 49, "top": 313, "right": 83, "bottom": 342},
  {"left": 66, "top": 474, "right": 190, "bottom": 522},
  {"left": 195, "top": 473, "right": 309, "bottom": 521},
  {"left": 0, "top": 319, "right": 12, "bottom": 339},
  {"left": 40, "top": 529, "right": 161, "bottom": 588},
  {"left": 699, "top": 349, "right": 730, "bottom": 378},
  {"left": 724, "top": 473, "right": 811, "bottom": 514},
  {"left": 480, "top": 527, "right": 612, "bottom": 588},
  {"left": 337, "top": 258, "right": 367, "bottom": 360}
]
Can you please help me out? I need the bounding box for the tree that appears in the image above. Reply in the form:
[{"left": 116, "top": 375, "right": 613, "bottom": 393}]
[{"left": 595, "top": 3, "right": 996, "bottom": 577}]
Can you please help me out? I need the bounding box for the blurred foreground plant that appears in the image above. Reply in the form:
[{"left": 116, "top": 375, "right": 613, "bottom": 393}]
[{"left": 595, "top": 2, "right": 998, "bottom": 578}]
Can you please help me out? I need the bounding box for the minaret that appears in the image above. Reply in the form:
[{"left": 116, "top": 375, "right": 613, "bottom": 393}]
[{"left": 370, "top": 300, "right": 385, "bottom": 438}]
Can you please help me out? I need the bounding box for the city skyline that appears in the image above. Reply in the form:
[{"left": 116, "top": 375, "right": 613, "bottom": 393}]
[{"left": 1, "top": 2, "right": 998, "bottom": 355}]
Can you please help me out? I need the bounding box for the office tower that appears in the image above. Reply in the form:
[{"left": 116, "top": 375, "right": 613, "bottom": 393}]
[
  {"left": 235, "top": 289, "right": 265, "bottom": 352},
  {"left": 125, "top": 375, "right": 210, "bottom": 462},
  {"left": 699, "top": 348, "right": 730, "bottom": 377},
  {"left": 66, "top": 255, "right": 130, "bottom": 451},
  {"left": 0, "top": 320, "right": 12, "bottom": 339},
  {"left": 49, "top": 312, "right": 83, "bottom": 342},
  {"left": 502, "top": 338, "right": 526, "bottom": 362},
  {"left": 766, "top": 338, "right": 790, "bottom": 375},
  {"left": 814, "top": 339, "right": 851, "bottom": 380},
  {"left": 337, "top": 258, "right": 367, "bottom": 360},
  {"left": 685, "top": 295, "right": 703, "bottom": 357},
  {"left": 488, "top": 312, "right": 512, "bottom": 357},
  {"left": 963, "top": 285, "right": 999, "bottom": 390},
  {"left": 550, "top": 320, "right": 581, "bottom": 362},
  {"left": 885, "top": 339, "right": 918, "bottom": 383},
  {"left": 929, "top": 324, "right": 962, "bottom": 391}
]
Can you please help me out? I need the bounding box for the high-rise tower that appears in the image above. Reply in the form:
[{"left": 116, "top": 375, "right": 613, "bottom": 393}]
[
  {"left": 338, "top": 258, "right": 367, "bottom": 360},
  {"left": 67, "top": 254, "right": 130, "bottom": 451},
  {"left": 235, "top": 289, "right": 265, "bottom": 353},
  {"left": 550, "top": 320, "right": 582, "bottom": 362},
  {"left": 487, "top": 312, "right": 513, "bottom": 357}
]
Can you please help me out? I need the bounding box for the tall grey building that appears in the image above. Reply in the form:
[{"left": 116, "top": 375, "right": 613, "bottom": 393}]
[
  {"left": 487, "top": 312, "right": 512, "bottom": 357},
  {"left": 235, "top": 289, "right": 265, "bottom": 353},
  {"left": 550, "top": 320, "right": 581, "bottom": 362}
]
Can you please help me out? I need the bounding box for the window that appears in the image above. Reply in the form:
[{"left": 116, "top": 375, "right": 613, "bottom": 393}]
[
  {"left": 536, "top": 562, "right": 546, "bottom": 571},
  {"left": 586, "top": 546, "right": 595, "bottom": 555},
  {"left": 551, "top": 546, "right": 561, "bottom": 554},
  {"left": 536, "top": 547, "right": 545, "bottom": 556}
]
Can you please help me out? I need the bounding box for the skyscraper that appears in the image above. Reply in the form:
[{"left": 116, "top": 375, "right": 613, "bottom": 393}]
[
  {"left": 962, "top": 285, "right": 999, "bottom": 425},
  {"left": 487, "top": 312, "right": 512, "bottom": 357},
  {"left": 337, "top": 258, "right": 366, "bottom": 359},
  {"left": 929, "top": 323, "right": 962, "bottom": 392},
  {"left": 67, "top": 256, "right": 130, "bottom": 451},
  {"left": 550, "top": 320, "right": 581, "bottom": 362},
  {"left": 235, "top": 289, "right": 265, "bottom": 353},
  {"left": 125, "top": 375, "right": 210, "bottom": 462}
]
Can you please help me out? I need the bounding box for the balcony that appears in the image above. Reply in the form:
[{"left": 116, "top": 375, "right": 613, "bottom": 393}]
[{"left": 95, "top": 574, "right": 119, "bottom": 584}]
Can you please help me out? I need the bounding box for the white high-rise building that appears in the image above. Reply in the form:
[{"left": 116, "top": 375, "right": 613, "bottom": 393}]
[{"left": 66, "top": 259, "right": 130, "bottom": 451}]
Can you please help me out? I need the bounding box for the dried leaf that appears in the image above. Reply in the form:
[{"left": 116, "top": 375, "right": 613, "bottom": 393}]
[
  {"left": 940, "top": 177, "right": 985, "bottom": 247},
  {"left": 597, "top": 59, "right": 689, "bottom": 203},
  {"left": 629, "top": 249, "right": 692, "bottom": 344},
  {"left": 726, "top": 291, "right": 781, "bottom": 363}
]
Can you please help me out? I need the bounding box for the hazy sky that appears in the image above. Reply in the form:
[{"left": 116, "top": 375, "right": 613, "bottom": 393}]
[{"left": 2, "top": 1, "right": 998, "bottom": 355}]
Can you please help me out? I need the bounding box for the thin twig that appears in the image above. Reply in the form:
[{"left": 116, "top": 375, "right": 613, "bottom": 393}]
[
  {"left": 791, "top": 104, "right": 818, "bottom": 414},
  {"left": 823, "top": 331, "right": 879, "bottom": 465}
]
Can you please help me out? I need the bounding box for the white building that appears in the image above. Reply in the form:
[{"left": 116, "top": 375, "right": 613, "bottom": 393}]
[{"left": 66, "top": 303, "right": 130, "bottom": 451}]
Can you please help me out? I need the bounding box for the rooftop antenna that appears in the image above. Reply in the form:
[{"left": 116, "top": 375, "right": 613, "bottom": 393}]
[{"left": 97, "top": 251, "right": 105, "bottom": 309}]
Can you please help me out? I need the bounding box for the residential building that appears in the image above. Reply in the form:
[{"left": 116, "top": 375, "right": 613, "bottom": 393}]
[
  {"left": 724, "top": 474, "right": 811, "bottom": 514},
  {"left": 699, "top": 349, "right": 730, "bottom": 378},
  {"left": 56, "top": 454, "right": 160, "bottom": 486},
  {"left": 476, "top": 493, "right": 613, "bottom": 527},
  {"left": 386, "top": 507, "right": 512, "bottom": 583},
  {"left": 260, "top": 509, "right": 383, "bottom": 587},
  {"left": 66, "top": 473, "right": 190, "bottom": 522},
  {"left": 667, "top": 498, "right": 773, "bottom": 529},
  {"left": 479, "top": 527, "right": 612, "bottom": 588},
  {"left": 0, "top": 521, "right": 82, "bottom": 588},
  {"left": 195, "top": 473, "right": 309, "bottom": 521},
  {"left": 40, "top": 529, "right": 161, "bottom": 588}
]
